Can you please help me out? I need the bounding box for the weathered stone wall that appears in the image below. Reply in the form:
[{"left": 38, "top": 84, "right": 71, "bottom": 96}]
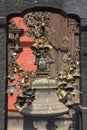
[{"left": 0, "top": 0, "right": 87, "bottom": 18}]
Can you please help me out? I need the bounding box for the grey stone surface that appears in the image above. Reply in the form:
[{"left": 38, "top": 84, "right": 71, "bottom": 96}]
[
  {"left": 8, "top": 112, "right": 23, "bottom": 130},
  {"left": 23, "top": 116, "right": 73, "bottom": 130},
  {"left": 0, "top": 0, "right": 86, "bottom": 18},
  {"left": 80, "top": 18, "right": 87, "bottom": 130},
  {"left": 0, "top": 17, "right": 7, "bottom": 130}
]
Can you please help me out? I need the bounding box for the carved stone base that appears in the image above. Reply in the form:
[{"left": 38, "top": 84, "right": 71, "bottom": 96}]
[{"left": 23, "top": 116, "right": 73, "bottom": 130}]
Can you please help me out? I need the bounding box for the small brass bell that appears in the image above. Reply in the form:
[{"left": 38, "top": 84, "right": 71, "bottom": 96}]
[
  {"left": 58, "top": 90, "right": 69, "bottom": 104},
  {"left": 71, "top": 88, "right": 81, "bottom": 95},
  {"left": 38, "top": 42, "right": 43, "bottom": 49},
  {"left": 18, "top": 67, "right": 23, "bottom": 72},
  {"left": 72, "top": 64, "right": 76, "bottom": 69},
  {"left": 65, "top": 97, "right": 80, "bottom": 106},
  {"left": 73, "top": 69, "right": 80, "bottom": 78},
  {"left": 8, "top": 74, "right": 15, "bottom": 81},
  {"left": 62, "top": 74, "right": 67, "bottom": 80},
  {"left": 18, "top": 93, "right": 24, "bottom": 100},
  {"left": 62, "top": 81, "right": 67, "bottom": 85},
  {"left": 58, "top": 75, "right": 63, "bottom": 80},
  {"left": 60, "top": 90, "right": 68, "bottom": 97},
  {"left": 44, "top": 43, "right": 52, "bottom": 50},
  {"left": 7, "top": 82, "right": 18, "bottom": 95},
  {"left": 58, "top": 81, "right": 67, "bottom": 87},
  {"left": 65, "top": 99, "right": 73, "bottom": 106},
  {"left": 57, "top": 90, "right": 68, "bottom": 100},
  {"left": 31, "top": 43, "right": 38, "bottom": 50},
  {"left": 41, "top": 22, "right": 45, "bottom": 27},
  {"left": 76, "top": 60, "right": 80, "bottom": 65},
  {"left": 69, "top": 67, "right": 74, "bottom": 72},
  {"left": 67, "top": 73, "right": 74, "bottom": 81},
  {"left": 20, "top": 78, "right": 25, "bottom": 84},
  {"left": 72, "top": 83, "right": 79, "bottom": 88},
  {"left": 65, "top": 82, "right": 74, "bottom": 92},
  {"left": 13, "top": 66, "right": 18, "bottom": 73}
]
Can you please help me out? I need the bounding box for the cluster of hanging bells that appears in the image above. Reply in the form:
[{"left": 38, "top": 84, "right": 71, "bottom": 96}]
[
  {"left": 7, "top": 28, "right": 24, "bottom": 95},
  {"left": 7, "top": 28, "right": 36, "bottom": 107},
  {"left": 57, "top": 51, "right": 81, "bottom": 107},
  {"left": 30, "top": 38, "right": 52, "bottom": 56},
  {"left": 7, "top": 66, "right": 36, "bottom": 112}
]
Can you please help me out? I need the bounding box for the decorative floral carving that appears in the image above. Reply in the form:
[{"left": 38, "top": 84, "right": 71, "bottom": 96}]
[
  {"left": 60, "top": 37, "right": 70, "bottom": 52},
  {"left": 57, "top": 48, "right": 80, "bottom": 107},
  {"left": 23, "top": 11, "right": 50, "bottom": 41}
]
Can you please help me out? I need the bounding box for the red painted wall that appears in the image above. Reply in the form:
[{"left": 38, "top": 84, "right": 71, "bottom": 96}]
[{"left": 8, "top": 17, "right": 36, "bottom": 111}]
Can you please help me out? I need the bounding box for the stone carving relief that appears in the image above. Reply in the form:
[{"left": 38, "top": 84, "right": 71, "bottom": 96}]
[{"left": 7, "top": 11, "right": 80, "bottom": 116}]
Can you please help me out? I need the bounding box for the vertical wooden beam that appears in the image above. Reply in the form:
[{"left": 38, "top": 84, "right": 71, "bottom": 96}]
[{"left": 0, "top": 17, "right": 7, "bottom": 130}]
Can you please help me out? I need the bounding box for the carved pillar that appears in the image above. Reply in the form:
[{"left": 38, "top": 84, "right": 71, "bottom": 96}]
[
  {"left": 80, "top": 18, "right": 87, "bottom": 130},
  {"left": 0, "top": 17, "right": 7, "bottom": 130}
]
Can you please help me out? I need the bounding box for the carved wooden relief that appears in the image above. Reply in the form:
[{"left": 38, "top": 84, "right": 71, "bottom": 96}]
[
  {"left": 8, "top": 11, "right": 80, "bottom": 117},
  {"left": 23, "top": 12, "right": 50, "bottom": 41}
]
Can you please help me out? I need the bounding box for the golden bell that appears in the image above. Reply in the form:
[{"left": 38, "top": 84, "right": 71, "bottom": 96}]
[
  {"left": 13, "top": 66, "right": 18, "bottom": 73},
  {"left": 8, "top": 74, "right": 15, "bottom": 81},
  {"left": 31, "top": 43, "right": 38, "bottom": 50},
  {"left": 18, "top": 93, "right": 24, "bottom": 100},
  {"left": 41, "top": 22, "right": 45, "bottom": 27},
  {"left": 65, "top": 82, "right": 74, "bottom": 92},
  {"left": 57, "top": 90, "right": 69, "bottom": 104},
  {"left": 65, "top": 98, "right": 80, "bottom": 106},
  {"left": 65, "top": 99, "right": 73, "bottom": 106},
  {"left": 57, "top": 93, "right": 63, "bottom": 101},
  {"left": 20, "top": 78, "right": 25, "bottom": 84},
  {"left": 73, "top": 69, "right": 80, "bottom": 78},
  {"left": 44, "top": 43, "right": 52, "bottom": 50},
  {"left": 70, "top": 60, "right": 74, "bottom": 64},
  {"left": 67, "top": 73, "right": 74, "bottom": 81},
  {"left": 71, "top": 88, "right": 81, "bottom": 95},
  {"left": 18, "top": 67, "right": 23, "bottom": 72},
  {"left": 7, "top": 82, "right": 18, "bottom": 95},
  {"left": 62, "top": 81, "right": 67, "bottom": 85},
  {"left": 72, "top": 64, "right": 76, "bottom": 69},
  {"left": 58, "top": 81, "right": 67, "bottom": 87},
  {"left": 58, "top": 75, "right": 63, "bottom": 80},
  {"left": 62, "top": 74, "right": 67, "bottom": 79},
  {"left": 76, "top": 60, "right": 80, "bottom": 65},
  {"left": 69, "top": 67, "right": 74, "bottom": 72},
  {"left": 57, "top": 90, "right": 68, "bottom": 100},
  {"left": 72, "top": 83, "right": 79, "bottom": 87},
  {"left": 60, "top": 90, "right": 68, "bottom": 97}
]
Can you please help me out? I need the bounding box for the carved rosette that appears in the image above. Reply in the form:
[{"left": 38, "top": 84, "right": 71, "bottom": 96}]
[{"left": 23, "top": 11, "right": 50, "bottom": 42}]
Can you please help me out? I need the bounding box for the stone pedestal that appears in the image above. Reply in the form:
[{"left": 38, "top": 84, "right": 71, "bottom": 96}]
[{"left": 23, "top": 116, "right": 73, "bottom": 130}]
